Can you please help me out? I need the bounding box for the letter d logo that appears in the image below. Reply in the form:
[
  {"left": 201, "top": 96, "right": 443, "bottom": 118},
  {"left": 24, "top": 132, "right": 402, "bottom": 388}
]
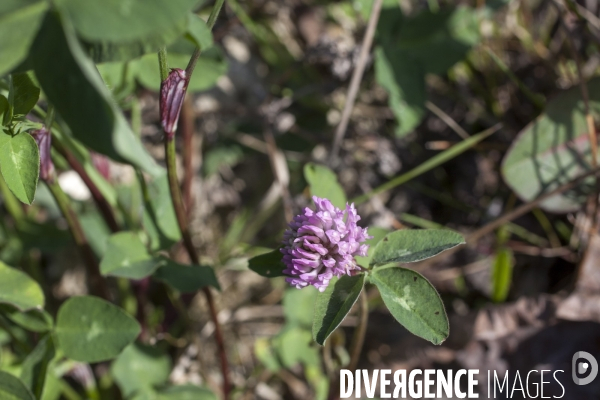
[{"left": 572, "top": 351, "right": 598, "bottom": 385}]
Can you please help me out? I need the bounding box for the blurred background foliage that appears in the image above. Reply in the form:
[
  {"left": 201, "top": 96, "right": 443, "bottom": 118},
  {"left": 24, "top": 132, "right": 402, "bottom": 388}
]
[{"left": 3, "top": 0, "right": 600, "bottom": 398}]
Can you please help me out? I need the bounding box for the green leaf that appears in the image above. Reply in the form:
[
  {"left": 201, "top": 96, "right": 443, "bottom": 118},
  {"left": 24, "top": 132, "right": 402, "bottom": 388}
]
[
  {"left": 303, "top": 163, "right": 347, "bottom": 209},
  {"left": 502, "top": 78, "right": 600, "bottom": 212},
  {"left": 54, "top": 296, "right": 141, "bottom": 363},
  {"left": 370, "top": 229, "right": 465, "bottom": 267},
  {"left": 0, "top": 370, "right": 35, "bottom": 400},
  {"left": 0, "top": 132, "right": 39, "bottom": 205},
  {"left": 374, "top": 46, "right": 425, "bottom": 137},
  {"left": 0, "top": 1, "right": 48, "bottom": 77},
  {"left": 491, "top": 248, "right": 513, "bottom": 303},
  {"left": 111, "top": 343, "right": 171, "bottom": 397},
  {"left": 375, "top": 6, "right": 480, "bottom": 136},
  {"left": 274, "top": 327, "right": 319, "bottom": 368},
  {"left": 21, "top": 335, "right": 56, "bottom": 399},
  {"left": 11, "top": 72, "right": 39, "bottom": 116},
  {"left": 55, "top": 0, "right": 197, "bottom": 43},
  {"left": 84, "top": 19, "right": 187, "bottom": 63},
  {"left": 157, "top": 385, "right": 217, "bottom": 400},
  {"left": 254, "top": 338, "right": 280, "bottom": 372},
  {"left": 312, "top": 274, "right": 365, "bottom": 345},
  {"left": 186, "top": 14, "right": 213, "bottom": 51},
  {"left": 0, "top": 262, "right": 44, "bottom": 311},
  {"left": 283, "top": 286, "right": 318, "bottom": 328},
  {"left": 248, "top": 249, "right": 286, "bottom": 278},
  {"left": 153, "top": 259, "right": 220, "bottom": 293},
  {"left": 389, "top": 7, "right": 479, "bottom": 74},
  {"left": 31, "top": 12, "right": 162, "bottom": 177},
  {"left": 100, "top": 232, "right": 162, "bottom": 279},
  {"left": 0, "top": 305, "right": 53, "bottom": 332},
  {"left": 145, "top": 173, "right": 181, "bottom": 244},
  {"left": 371, "top": 267, "right": 449, "bottom": 345},
  {"left": 80, "top": 212, "right": 112, "bottom": 257}
]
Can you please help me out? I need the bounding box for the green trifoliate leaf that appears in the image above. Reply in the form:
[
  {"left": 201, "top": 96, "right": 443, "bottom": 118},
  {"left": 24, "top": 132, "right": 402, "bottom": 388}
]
[
  {"left": 370, "top": 229, "right": 465, "bottom": 267},
  {"left": 54, "top": 296, "right": 141, "bottom": 363},
  {"left": 371, "top": 267, "right": 449, "bottom": 345}
]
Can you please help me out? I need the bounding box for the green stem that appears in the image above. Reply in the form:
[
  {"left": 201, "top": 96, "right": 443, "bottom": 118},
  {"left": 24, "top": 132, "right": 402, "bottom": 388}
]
[
  {"left": 185, "top": 0, "right": 225, "bottom": 76},
  {"left": 165, "top": 138, "right": 231, "bottom": 398},
  {"left": 44, "top": 104, "right": 55, "bottom": 129},
  {"left": 207, "top": 0, "right": 225, "bottom": 29},
  {"left": 159, "top": 3, "right": 230, "bottom": 395},
  {"left": 158, "top": 48, "right": 169, "bottom": 82},
  {"left": 46, "top": 181, "right": 110, "bottom": 300},
  {"left": 165, "top": 140, "right": 198, "bottom": 264}
]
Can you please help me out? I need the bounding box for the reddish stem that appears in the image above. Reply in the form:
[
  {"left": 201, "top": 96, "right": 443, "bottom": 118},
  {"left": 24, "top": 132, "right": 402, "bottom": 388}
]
[{"left": 55, "top": 145, "right": 120, "bottom": 233}]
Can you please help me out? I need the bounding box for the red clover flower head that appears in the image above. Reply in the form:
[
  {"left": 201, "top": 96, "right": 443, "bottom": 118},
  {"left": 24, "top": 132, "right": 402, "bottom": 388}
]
[
  {"left": 281, "top": 196, "right": 372, "bottom": 292},
  {"left": 160, "top": 68, "right": 188, "bottom": 140},
  {"left": 31, "top": 127, "right": 54, "bottom": 182}
]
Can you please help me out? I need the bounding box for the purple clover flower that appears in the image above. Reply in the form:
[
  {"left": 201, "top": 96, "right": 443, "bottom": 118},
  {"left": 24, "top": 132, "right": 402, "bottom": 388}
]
[{"left": 281, "top": 196, "right": 371, "bottom": 292}]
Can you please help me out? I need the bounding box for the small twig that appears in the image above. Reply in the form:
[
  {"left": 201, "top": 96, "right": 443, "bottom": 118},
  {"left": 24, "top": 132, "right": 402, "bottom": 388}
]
[
  {"left": 331, "top": 0, "right": 383, "bottom": 158},
  {"left": 425, "top": 101, "right": 470, "bottom": 139}
]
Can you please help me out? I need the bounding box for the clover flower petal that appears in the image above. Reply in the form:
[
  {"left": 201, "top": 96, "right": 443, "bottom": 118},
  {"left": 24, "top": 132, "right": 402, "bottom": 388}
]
[{"left": 281, "top": 196, "right": 372, "bottom": 292}]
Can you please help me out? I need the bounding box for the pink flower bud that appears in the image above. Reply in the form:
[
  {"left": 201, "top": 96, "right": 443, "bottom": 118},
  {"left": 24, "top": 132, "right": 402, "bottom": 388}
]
[
  {"left": 90, "top": 152, "right": 110, "bottom": 180},
  {"left": 31, "top": 127, "right": 55, "bottom": 182},
  {"left": 160, "top": 68, "right": 188, "bottom": 140}
]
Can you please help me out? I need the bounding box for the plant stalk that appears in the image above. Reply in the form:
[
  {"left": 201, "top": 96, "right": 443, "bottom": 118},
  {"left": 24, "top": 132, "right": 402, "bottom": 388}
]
[
  {"left": 160, "top": 52, "right": 230, "bottom": 399},
  {"left": 164, "top": 138, "right": 231, "bottom": 399},
  {"left": 185, "top": 0, "right": 225, "bottom": 76},
  {"left": 158, "top": 2, "right": 230, "bottom": 392}
]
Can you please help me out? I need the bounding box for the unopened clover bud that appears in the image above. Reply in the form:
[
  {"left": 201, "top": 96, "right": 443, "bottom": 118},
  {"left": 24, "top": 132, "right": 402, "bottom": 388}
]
[
  {"left": 31, "top": 127, "right": 55, "bottom": 182},
  {"left": 160, "top": 68, "right": 189, "bottom": 140}
]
